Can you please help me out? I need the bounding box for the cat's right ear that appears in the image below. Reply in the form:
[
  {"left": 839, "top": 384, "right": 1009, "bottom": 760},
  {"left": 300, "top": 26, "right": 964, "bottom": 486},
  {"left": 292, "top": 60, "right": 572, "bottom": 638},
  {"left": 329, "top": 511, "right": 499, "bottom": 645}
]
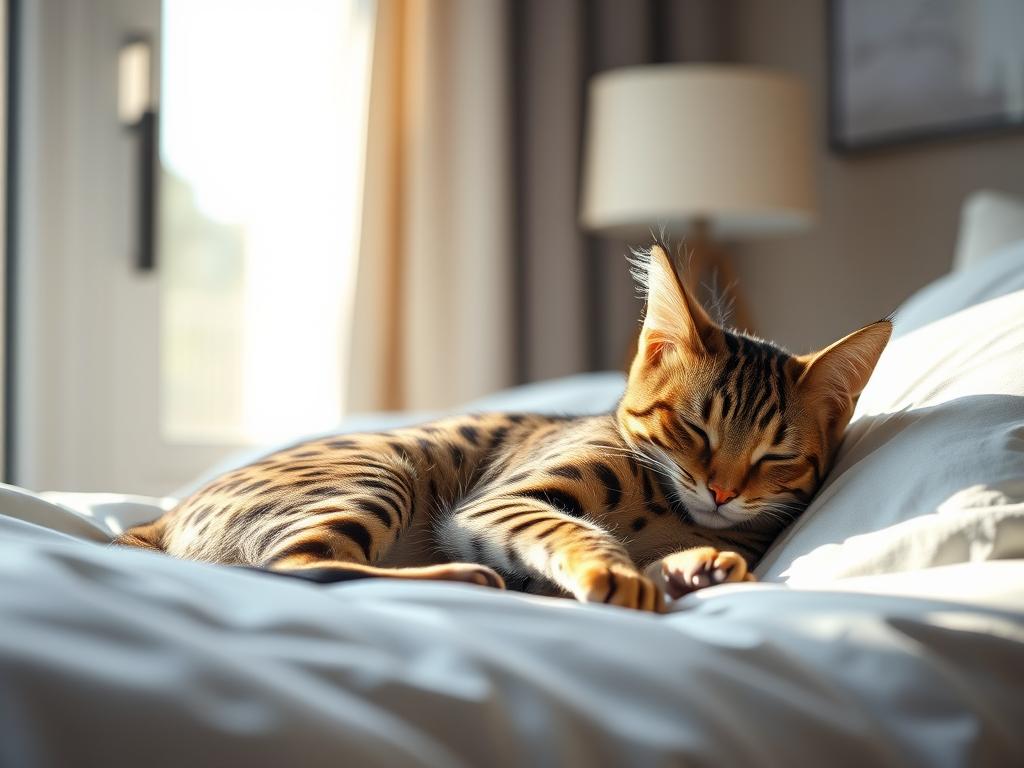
[
  {"left": 631, "top": 244, "right": 718, "bottom": 364},
  {"left": 796, "top": 319, "right": 892, "bottom": 420}
]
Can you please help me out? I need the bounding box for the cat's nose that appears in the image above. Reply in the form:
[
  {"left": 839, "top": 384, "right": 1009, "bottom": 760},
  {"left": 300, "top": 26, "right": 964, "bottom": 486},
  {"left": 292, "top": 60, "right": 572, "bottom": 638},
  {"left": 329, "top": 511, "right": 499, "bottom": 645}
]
[{"left": 708, "top": 483, "right": 738, "bottom": 506}]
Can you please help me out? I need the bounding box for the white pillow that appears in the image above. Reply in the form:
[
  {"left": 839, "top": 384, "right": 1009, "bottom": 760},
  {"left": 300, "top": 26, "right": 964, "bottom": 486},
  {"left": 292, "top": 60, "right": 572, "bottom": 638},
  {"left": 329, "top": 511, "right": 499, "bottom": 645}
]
[
  {"left": 175, "top": 372, "right": 628, "bottom": 498},
  {"left": 757, "top": 242, "right": 1024, "bottom": 584},
  {"left": 954, "top": 190, "right": 1024, "bottom": 272}
]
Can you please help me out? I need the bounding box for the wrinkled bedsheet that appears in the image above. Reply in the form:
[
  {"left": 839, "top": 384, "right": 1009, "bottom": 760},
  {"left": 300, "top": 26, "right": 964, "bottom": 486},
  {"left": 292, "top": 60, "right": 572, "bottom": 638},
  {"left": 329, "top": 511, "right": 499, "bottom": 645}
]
[{"left": 1, "top": 493, "right": 1022, "bottom": 768}]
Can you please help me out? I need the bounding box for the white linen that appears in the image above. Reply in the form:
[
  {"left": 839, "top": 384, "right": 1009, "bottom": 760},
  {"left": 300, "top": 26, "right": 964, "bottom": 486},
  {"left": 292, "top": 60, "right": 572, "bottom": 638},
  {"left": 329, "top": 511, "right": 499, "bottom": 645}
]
[
  {"left": 4, "top": 238, "right": 1024, "bottom": 765},
  {"left": 174, "top": 372, "right": 628, "bottom": 499},
  {"left": 758, "top": 245, "right": 1024, "bottom": 583},
  {"left": 954, "top": 190, "right": 1024, "bottom": 272},
  {"left": 1, "top": 503, "right": 1022, "bottom": 768},
  {"left": 895, "top": 237, "right": 1024, "bottom": 335}
]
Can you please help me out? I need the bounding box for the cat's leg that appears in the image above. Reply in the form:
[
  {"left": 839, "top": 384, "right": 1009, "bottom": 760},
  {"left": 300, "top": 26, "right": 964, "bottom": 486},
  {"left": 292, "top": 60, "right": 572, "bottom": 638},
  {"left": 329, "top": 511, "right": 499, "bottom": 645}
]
[
  {"left": 645, "top": 547, "right": 756, "bottom": 599},
  {"left": 263, "top": 559, "right": 505, "bottom": 587},
  {"left": 440, "top": 494, "right": 661, "bottom": 611},
  {"left": 248, "top": 465, "right": 505, "bottom": 589},
  {"left": 113, "top": 519, "right": 165, "bottom": 551},
  {"left": 261, "top": 521, "right": 505, "bottom": 588}
]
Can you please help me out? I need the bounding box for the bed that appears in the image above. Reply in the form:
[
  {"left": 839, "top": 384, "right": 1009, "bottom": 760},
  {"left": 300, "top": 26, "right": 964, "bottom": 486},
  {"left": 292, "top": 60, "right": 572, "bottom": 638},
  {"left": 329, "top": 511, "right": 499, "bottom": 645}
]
[{"left": 2, "top": 194, "right": 1024, "bottom": 767}]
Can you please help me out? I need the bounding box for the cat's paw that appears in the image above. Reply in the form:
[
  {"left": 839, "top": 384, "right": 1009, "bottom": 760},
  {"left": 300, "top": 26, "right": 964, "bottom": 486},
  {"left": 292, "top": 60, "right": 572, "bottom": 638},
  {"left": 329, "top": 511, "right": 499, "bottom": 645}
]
[
  {"left": 574, "top": 561, "right": 661, "bottom": 612},
  {"left": 439, "top": 563, "right": 507, "bottom": 589},
  {"left": 647, "top": 547, "right": 754, "bottom": 600}
]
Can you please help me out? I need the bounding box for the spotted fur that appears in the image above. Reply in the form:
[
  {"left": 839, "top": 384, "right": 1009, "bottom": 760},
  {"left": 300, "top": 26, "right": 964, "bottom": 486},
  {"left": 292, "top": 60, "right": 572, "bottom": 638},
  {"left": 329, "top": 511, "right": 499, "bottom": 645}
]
[{"left": 117, "top": 245, "right": 891, "bottom": 610}]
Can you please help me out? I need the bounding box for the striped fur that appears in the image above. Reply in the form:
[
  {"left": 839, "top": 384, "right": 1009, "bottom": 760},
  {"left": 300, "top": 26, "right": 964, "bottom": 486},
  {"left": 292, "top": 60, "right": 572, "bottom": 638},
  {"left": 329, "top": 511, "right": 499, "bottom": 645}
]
[{"left": 116, "top": 245, "right": 891, "bottom": 610}]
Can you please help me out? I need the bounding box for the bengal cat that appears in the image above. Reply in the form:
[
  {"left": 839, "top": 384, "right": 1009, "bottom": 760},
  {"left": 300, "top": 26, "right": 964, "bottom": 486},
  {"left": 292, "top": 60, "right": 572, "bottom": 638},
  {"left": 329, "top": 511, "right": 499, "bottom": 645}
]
[{"left": 117, "top": 244, "right": 891, "bottom": 611}]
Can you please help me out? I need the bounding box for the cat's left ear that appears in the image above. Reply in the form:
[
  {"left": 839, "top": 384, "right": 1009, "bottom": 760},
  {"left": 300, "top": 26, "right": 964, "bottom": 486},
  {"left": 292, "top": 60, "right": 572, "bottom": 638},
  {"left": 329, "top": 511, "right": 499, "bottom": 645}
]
[
  {"left": 796, "top": 320, "right": 892, "bottom": 416},
  {"left": 634, "top": 244, "right": 719, "bottom": 364}
]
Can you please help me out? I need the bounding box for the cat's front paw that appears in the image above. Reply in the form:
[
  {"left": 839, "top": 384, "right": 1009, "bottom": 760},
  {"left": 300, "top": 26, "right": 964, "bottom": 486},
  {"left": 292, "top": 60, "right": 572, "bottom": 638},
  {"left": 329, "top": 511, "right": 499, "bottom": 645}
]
[
  {"left": 574, "top": 561, "right": 661, "bottom": 612},
  {"left": 647, "top": 547, "right": 754, "bottom": 600}
]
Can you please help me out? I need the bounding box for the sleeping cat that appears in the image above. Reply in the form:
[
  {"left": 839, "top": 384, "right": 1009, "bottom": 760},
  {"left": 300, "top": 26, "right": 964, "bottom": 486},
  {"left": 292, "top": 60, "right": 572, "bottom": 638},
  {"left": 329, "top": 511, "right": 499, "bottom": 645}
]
[{"left": 116, "top": 244, "right": 891, "bottom": 611}]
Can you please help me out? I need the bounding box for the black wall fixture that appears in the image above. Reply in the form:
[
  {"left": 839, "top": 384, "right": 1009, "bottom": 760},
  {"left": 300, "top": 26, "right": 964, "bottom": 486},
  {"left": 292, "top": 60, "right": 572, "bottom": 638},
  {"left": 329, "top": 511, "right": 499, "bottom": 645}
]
[
  {"left": 119, "top": 36, "right": 158, "bottom": 271},
  {"left": 4, "top": 0, "right": 21, "bottom": 483}
]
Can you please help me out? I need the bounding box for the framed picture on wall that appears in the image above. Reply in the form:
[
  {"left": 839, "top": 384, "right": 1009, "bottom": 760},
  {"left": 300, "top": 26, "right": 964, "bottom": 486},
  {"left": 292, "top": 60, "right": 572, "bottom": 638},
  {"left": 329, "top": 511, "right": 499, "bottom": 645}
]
[{"left": 828, "top": 0, "right": 1024, "bottom": 152}]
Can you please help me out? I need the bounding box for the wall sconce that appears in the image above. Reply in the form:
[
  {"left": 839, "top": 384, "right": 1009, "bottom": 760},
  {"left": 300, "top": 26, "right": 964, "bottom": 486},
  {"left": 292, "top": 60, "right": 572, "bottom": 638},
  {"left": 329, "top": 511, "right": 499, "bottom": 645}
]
[{"left": 118, "top": 37, "right": 158, "bottom": 272}]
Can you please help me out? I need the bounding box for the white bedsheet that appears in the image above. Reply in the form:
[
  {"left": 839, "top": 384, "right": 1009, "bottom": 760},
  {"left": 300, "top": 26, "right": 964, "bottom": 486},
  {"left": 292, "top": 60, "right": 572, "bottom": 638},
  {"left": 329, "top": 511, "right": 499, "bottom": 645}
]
[
  {"left": 5, "top": 248, "right": 1024, "bottom": 767},
  {"left": 1, "top": 497, "right": 1022, "bottom": 767}
]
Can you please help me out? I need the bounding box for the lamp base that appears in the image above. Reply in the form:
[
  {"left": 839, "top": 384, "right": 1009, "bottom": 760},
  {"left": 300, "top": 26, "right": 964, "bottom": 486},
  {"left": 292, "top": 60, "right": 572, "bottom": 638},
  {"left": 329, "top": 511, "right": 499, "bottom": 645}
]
[{"left": 679, "top": 219, "right": 754, "bottom": 333}]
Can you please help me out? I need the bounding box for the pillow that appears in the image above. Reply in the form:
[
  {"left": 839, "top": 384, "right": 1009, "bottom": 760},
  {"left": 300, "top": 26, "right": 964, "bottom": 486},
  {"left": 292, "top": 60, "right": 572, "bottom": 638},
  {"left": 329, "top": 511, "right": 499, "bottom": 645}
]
[
  {"left": 757, "top": 243, "right": 1024, "bottom": 584},
  {"left": 895, "top": 239, "right": 1024, "bottom": 336},
  {"left": 953, "top": 190, "right": 1024, "bottom": 272},
  {"left": 174, "top": 372, "right": 628, "bottom": 498}
]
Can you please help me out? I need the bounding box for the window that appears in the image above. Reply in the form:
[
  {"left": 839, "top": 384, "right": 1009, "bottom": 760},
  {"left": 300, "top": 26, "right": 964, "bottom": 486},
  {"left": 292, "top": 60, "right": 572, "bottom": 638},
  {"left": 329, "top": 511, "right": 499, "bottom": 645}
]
[{"left": 160, "top": 0, "right": 374, "bottom": 443}]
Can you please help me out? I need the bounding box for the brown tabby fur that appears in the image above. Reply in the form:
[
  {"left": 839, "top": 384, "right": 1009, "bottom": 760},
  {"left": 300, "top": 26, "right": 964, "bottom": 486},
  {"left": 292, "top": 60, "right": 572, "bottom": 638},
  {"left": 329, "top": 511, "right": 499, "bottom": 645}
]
[{"left": 117, "top": 245, "right": 891, "bottom": 611}]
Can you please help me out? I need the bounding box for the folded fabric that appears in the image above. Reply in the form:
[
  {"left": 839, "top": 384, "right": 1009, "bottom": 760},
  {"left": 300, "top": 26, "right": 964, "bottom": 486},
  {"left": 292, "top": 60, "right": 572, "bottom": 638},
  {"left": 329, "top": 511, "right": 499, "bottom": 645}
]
[
  {"left": 1, "top": 508, "right": 1022, "bottom": 767},
  {"left": 759, "top": 245, "right": 1024, "bottom": 582}
]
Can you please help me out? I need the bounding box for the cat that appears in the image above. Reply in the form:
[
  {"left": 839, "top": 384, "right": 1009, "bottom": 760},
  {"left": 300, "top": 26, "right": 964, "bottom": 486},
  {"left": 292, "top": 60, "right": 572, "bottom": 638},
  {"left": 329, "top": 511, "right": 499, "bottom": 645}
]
[{"left": 116, "top": 244, "right": 891, "bottom": 611}]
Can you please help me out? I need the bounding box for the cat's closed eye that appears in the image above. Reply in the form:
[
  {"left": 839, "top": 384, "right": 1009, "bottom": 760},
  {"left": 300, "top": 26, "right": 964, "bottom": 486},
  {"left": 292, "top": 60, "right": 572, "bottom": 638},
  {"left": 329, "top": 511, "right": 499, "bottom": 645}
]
[
  {"left": 677, "top": 416, "right": 712, "bottom": 455},
  {"left": 753, "top": 453, "right": 797, "bottom": 467}
]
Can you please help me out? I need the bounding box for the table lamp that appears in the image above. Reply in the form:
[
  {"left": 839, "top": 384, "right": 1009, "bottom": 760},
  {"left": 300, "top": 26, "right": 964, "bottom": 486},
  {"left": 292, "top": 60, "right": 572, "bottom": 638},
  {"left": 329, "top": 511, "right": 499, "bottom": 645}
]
[{"left": 580, "top": 64, "right": 814, "bottom": 332}]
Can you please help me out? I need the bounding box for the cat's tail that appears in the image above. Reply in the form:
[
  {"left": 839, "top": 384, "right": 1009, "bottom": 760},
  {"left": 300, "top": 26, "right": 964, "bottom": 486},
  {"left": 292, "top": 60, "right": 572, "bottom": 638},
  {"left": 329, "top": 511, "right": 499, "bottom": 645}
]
[{"left": 112, "top": 520, "right": 166, "bottom": 552}]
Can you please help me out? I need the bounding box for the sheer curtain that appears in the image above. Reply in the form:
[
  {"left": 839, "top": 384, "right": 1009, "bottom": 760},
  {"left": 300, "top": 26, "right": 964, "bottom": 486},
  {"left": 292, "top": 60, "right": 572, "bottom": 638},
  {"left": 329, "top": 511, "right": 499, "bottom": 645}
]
[
  {"left": 344, "top": 0, "right": 514, "bottom": 413},
  {"left": 160, "top": 0, "right": 376, "bottom": 444}
]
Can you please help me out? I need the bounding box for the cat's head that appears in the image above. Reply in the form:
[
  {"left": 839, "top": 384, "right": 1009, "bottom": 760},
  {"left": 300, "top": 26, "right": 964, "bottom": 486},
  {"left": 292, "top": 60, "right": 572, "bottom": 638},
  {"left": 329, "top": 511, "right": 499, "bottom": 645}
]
[{"left": 617, "top": 244, "right": 891, "bottom": 531}]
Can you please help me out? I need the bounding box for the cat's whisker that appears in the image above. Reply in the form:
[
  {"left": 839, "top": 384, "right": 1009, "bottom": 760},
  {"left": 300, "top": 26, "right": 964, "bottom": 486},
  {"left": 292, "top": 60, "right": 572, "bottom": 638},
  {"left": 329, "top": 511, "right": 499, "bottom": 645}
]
[
  {"left": 599, "top": 445, "right": 682, "bottom": 485},
  {"left": 598, "top": 448, "right": 670, "bottom": 477},
  {"left": 756, "top": 510, "right": 788, "bottom": 527},
  {"left": 767, "top": 500, "right": 806, "bottom": 517},
  {"left": 628, "top": 444, "right": 679, "bottom": 476},
  {"left": 750, "top": 502, "right": 804, "bottom": 528}
]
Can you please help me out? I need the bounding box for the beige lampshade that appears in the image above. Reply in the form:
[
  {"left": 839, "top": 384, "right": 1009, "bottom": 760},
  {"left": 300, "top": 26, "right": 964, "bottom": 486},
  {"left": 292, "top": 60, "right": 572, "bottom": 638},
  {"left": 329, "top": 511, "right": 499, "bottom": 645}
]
[{"left": 580, "top": 64, "right": 814, "bottom": 239}]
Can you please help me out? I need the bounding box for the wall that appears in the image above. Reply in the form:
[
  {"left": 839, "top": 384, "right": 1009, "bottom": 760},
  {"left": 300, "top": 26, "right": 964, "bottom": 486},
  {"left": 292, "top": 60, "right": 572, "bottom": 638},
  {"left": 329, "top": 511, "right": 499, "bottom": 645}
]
[
  {"left": 12, "top": 0, "right": 236, "bottom": 494},
  {"left": 518, "top": 0, "right": 731, "bottom": 382},
  {"left": 0, "top": 0, "right": 6, "bottom": 479},
  {"left": 724, "top": 0, "right": 1024, "bottom": 354}
]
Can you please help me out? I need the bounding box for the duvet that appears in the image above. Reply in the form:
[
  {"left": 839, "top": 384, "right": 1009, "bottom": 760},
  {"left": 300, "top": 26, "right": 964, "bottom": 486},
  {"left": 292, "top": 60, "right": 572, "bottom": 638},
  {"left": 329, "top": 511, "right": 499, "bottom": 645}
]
[{"left": 1, "top": 489, "right": 1022, "bottom": 768}]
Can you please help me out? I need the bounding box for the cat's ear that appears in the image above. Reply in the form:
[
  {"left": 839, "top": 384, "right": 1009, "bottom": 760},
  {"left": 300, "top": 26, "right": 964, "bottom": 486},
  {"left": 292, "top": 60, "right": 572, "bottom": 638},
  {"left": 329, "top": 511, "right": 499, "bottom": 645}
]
[
  {"left": 796, "top": 320, "right": 892, "bottom": 416},
  {"left": 631, "top": 244, "right": 718, "bottom": 364}
]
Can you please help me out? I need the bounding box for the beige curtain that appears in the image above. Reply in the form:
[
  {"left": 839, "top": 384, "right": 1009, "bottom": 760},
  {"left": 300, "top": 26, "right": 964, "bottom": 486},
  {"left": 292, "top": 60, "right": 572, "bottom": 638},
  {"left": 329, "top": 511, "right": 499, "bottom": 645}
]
[
  {"left": 344, "top": 0, "right": 513, "bottom": 413},
  {"left": 344, "top": 0, "right": 722, "bottom": 414}
]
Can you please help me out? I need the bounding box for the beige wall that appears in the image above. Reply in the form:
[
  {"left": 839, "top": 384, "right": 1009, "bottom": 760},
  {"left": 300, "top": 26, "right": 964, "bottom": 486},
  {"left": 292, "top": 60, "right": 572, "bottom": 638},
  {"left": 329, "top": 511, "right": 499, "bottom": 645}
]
[
  {"left": 724, "top": 0, "right": 1024, "bottom": 354},
  {"left": 0, "top": 1, "right": 6, "bottom": 477}
]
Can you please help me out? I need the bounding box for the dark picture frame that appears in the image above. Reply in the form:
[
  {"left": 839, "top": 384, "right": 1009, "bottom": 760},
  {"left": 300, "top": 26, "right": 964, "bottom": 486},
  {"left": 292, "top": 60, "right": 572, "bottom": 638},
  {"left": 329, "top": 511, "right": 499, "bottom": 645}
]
[{"left": 827, "top": 0, "right": 1024, "bottom": 153}]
